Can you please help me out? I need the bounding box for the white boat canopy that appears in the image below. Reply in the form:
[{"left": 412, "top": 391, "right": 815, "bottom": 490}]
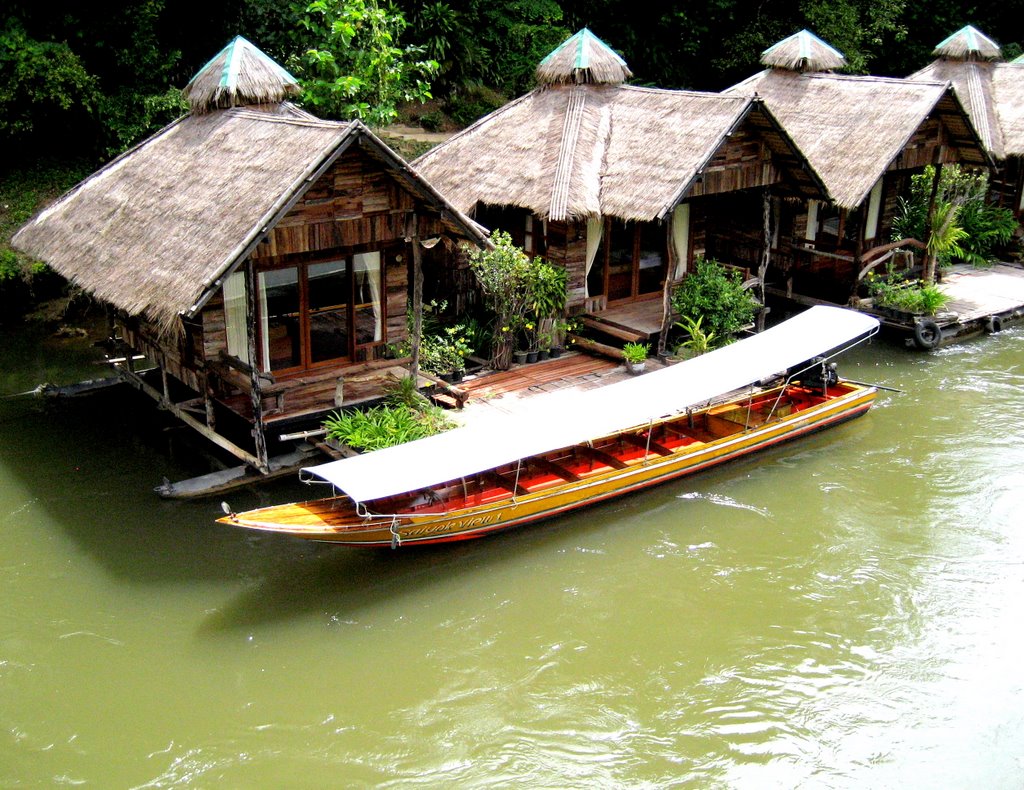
[{"left": 304, "top": 305, "right": 878, "bottom": 503}]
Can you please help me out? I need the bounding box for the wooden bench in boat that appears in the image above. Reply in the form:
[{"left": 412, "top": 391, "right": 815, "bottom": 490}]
[{"left": 706, "top": 400, "right": 792, "bottom": 435}]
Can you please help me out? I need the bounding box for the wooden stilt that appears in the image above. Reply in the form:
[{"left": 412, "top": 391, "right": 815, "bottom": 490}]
[{"left": 244, "top": 260, "right": 269, "bottom": 472}]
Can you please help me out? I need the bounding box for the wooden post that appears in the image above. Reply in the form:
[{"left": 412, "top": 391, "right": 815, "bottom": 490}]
[
  {"left": 244, "top": 260, "right": 269, "bottom": 472},
  {"left": 848, "top": 208, "right": 865, "bottom": 304},
  {"left": 922, "top": 162, "right": 943, "bottom": 283},
  {"left": 757, "top": 191, "right": 771, "bottom": 331},
  {"left": 409, "top": 227, "right": 424, "bottom": 381},
  {"left": 658, "top": 220, "right": 675, "bottom": 357}
]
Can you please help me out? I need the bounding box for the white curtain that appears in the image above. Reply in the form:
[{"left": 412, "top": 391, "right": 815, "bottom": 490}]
[
  {"left": 257, "top": 272, "right": 271, "bottom": 371},
  {"left": 671, "top": 203, "right": 690, "bottom": 279},
  {"left": 223, "top": 271, "right": 250, "bottom": 367},
  {"left": 806, "top": 200, "right": 819, "bottom": 242},
  {"left": 354, "top": 251, "right": 382, "bottom": 341},
  {"left": 584, "top": 216, "right": 604, "bottom": 297},
  {"left": 864, "top": 180, "right": 883, "bottom": 241}
]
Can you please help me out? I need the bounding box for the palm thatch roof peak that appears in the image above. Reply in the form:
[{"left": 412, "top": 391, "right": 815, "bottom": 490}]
[
  {"left": 761, "top": 30, "right": 847, "bottom": 73},
  {"left": 536, "top": 28, "right": 632, "bottom": 85},
  {"left": 727, "top": 69, "right": 988, "bottom": 207},
  {"left": 183, "top": 36, "right": 300, "bottom": 114},
  {"left": 933, "top": 25, "right": 1002, "bottom": 61}
]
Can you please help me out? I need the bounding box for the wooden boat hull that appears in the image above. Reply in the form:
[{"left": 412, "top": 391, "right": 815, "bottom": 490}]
[{"left": 219, "top": 383, "right": 877, "bottom": 547}]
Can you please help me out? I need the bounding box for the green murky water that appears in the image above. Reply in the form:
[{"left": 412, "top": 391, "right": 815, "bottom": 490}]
[{"left": 2, "top": 324, "right": 1023, "bottom": 787}]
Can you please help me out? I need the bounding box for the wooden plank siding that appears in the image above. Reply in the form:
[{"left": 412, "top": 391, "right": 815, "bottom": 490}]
[
  {"left": 545, "top": 220, "right": 589, "bottom": 310},
  {"left": 687, "top": 130, "right": 779, "bottom": 199},
  {"left": 116, "top": 141, "right": 479, "bottom": 433}
]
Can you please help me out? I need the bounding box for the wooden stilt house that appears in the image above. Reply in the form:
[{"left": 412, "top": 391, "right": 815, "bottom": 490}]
[
  {"left": 725, "top": 30, "right": 992, "bottom": 303},
  {"left": 412, "top": 29, "right": 827, "bottom": 345},
  {"left": 910, "top": 26, "right": 1024, "bottom": 218},
  {"left": 12, "top": 37, "right": 488, "bottom": 472}
]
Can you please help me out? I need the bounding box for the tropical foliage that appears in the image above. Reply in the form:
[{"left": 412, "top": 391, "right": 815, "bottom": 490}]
[
  {"left": 866, "top": 267, "right": 950, "bottom": 315},
  {"left": 671, "top": 258, "right": 758, "bottom": 345},
  {"left": 295, "top": 0, "right": 438, "bottom": 127},
  {"left": 467, "top": 231, "right": 566, "bottom": 368},
  {"left": 323, "top": 378, "right": 455, "bottom": 451},
  {"left": 892, "top": 165, "right": 1018, "bottom": 276}
]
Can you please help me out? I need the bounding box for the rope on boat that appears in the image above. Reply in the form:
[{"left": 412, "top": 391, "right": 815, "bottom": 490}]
[{"left": 389, "top": 516, "right": 401, "bottom": 549}]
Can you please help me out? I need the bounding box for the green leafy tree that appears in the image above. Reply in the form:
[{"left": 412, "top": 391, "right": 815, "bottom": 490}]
[
  {"left": 0, "top": 19, "right": 100, "bottom": 143},
  {"left": 671, "top": 258, "right": 758, "bottom": 344},
  {"left": 295, "top": 0, "right": 438, "bottom": 126},
  {"left": 893, "top": 165, "right": 1019, "bottom": 276}
]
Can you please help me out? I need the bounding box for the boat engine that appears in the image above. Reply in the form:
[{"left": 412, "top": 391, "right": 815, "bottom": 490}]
[{"left": 797, "top": 356, "right": 839, "bottom": 392}]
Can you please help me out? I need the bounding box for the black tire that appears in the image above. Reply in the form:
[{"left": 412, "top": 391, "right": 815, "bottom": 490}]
[
  {"left": 985, "top": 315, "right": 1003, "bottom": 334},
  {"left": 912, "top": 318, "right": 942, "bottom": 350}
]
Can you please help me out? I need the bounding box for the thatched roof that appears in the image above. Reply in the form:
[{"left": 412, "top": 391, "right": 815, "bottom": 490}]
[
  {"left": 412, "top": 83, "right": 822, "bottom": 223},
  {"left": 183, "top": 36, "right": 300, "bottom": 113},
  {"left": 12, "top": 111, "right": 487, "bottom": 334},
  {"left": 932, "top": 25, "right": 1002, "bottom": 61},
  {"left": 761, "top": 30, "right": 847, "bottom": 73},
  {"left": 727, "top": 69, "right": 989, "bottom": 207},
  {"left": 911, "top": 30, "right": 1024, "bottom": 159},
  {"left": 536, "top": 28, "right": 632, "bottom": 86}
]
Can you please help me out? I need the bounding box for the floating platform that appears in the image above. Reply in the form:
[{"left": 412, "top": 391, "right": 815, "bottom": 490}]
[
  {"left": 154, "top": 445, "right": 320, "bottom": 499},
  {"left": 771, "top": 262, "right": 1024, "bottom": 350}
]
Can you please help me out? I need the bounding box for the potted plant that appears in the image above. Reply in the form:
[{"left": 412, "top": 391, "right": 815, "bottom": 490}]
[
  {"left": 418, "top": 325, "right": 473, "bottom": 382},
  {"left": 674, "top": 314, "right": 716, "bottom": 358},
  {"left": 622, "top": 341, "right": 650, "bottom": 375}
]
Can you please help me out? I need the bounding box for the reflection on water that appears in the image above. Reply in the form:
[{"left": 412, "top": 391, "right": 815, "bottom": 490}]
[{"left": 2, "top": 326, "right": 1023, "bottom": 786}]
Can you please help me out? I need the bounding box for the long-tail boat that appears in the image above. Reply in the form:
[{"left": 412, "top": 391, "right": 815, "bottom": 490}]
[{"left": 218, "top": 306, "right": 880, "bottom": 547}]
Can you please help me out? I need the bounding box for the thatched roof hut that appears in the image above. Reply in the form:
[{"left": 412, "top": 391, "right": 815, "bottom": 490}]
[
  {"left": 910, "top": 28, "right": 1024, "bottom": 159},
  {"left": 414, "top": 30, "right": 822, "bottom": 225},
  {"left": 13, "top": 110, "right": 485, "bottom": 335},
  {"left": 183, "top": 35, "right": 301, "bottom": 113},
  {"left": 728, "top": 34, "right": 989, "bottom": 208},
  {"left": 761, "top": 30, "right": 847, "bottom": 73},
  {"left": 13, "top": 37, "right": 487, "bottom": 336},
  {"left": 535, "top": 27, "right": 632, "bottom": 86},
  {"left": 932, "top": 25, "right": 1002, "bottom": 62}
]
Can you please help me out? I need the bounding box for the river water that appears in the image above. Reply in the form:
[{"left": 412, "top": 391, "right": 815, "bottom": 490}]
[{"left": 2, "top": 324, "right": 1022, "bottom": 787}]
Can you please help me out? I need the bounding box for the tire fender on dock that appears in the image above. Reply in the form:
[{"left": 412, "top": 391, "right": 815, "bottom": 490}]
[
  {"left": 985, "top": 315, "right": 1003, "bottom": 334},
  {"left": 912, "top": 318, "right": 942, "bottom": 350}
]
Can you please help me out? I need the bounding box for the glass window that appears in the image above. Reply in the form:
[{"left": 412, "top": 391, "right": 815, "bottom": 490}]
[
  {"left": 261, "top": 268, "right": 300, "bottom": 371},
  {"left": 253, "top": 250, "right": 388, "bottom": 372},
  {"left": 308, "top": 259, "right": 350, "bottom": 364},
  {"left": 637, "top": 223, "right": 666, "bottom": 295},
  {"left": 607, "top": 220, "right": 635, "bottom": 302}
]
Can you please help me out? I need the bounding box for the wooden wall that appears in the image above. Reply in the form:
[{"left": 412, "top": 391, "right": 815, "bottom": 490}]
[
  {"left": 545, "top": 220, "right": 588, "bottom": 309},
  {"left": 687, "top": 128, "right": 779, "bottom": 199},
  {"left": 126, "top": 140, "right": 477, "bottom": 429}
]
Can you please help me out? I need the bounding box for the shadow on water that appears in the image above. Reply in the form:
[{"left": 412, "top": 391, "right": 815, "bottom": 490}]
[
  {"left": 0, "top": 382, "right": 292, "bottom": 583},
  {"left": 0, "top": 324, "right": 919, "bottom": 627},
  {"left": 199, "top": 415, "right": 880, "bottom": 634},
  {"left": 198, "top": 495, "right": 644, "bottom": 636}
]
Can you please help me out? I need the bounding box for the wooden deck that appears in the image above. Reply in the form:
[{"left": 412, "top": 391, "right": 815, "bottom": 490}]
[
  {"left": 584, "top": 299, "right": 665, "bottom": 341},
  {"left": 452, "top": 351, "right": 631, "bottom": 420},
  {"left": 939, "top": 263, "right": 1024, "bottom": 323}
]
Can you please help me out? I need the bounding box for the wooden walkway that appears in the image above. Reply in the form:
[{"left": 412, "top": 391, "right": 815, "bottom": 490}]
[
  {"left": 939, "top": 263, "right": 1024, "bottom": 323},
  {"left": 453, "top": 352, "right": 630, "bottom": 420}
]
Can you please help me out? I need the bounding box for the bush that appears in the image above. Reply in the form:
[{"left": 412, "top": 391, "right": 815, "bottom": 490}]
[
  {"left": 892, "top": 164, "right": 1020, "bottom": 268},
  {"left": 323, "top": 381, "right": 456, "bottom": 452},
  {"left": 671, "top": 258, "right": 758, "bottom": 345},
  {"left": 443, "top": 86, "right": 505, "bottom": 127},
  {"left": 866, "top": 268, "right": 950, "bottom": 316}
]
